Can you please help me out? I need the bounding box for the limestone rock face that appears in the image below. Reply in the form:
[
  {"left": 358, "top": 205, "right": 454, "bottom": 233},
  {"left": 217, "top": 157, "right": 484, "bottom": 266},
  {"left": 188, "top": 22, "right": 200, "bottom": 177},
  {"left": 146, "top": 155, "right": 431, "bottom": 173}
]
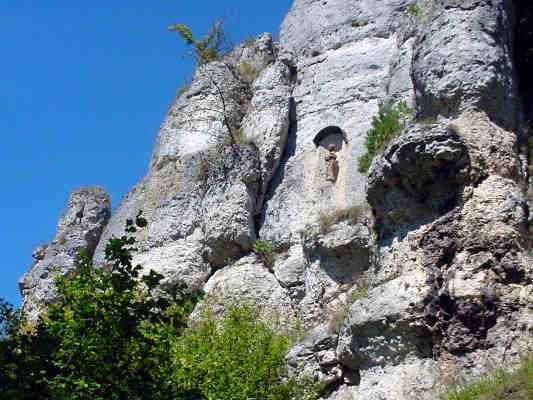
[
  {"left": 20, "top": 1, "right": 533, "bottom": 399},
  {"left": 93, "top": 35, "right": 276, "bottom": 288},
  {"left": 19, "top": 187, "right": 111, "bottom": 322},
  {"left": 196, "top": 255, "right": 295, "bottom": 325},
  {"left": 241, "top": 61, "right": 293, "bottom": 210},
  {"left": 412, "top": 0, "right": 517, "bottom": 129},
  {"left": 261, "top": 0, "right": 412, "bottom": 247},
  {"left": 287, "top": 324, "right": 348, "bottom": 388}
]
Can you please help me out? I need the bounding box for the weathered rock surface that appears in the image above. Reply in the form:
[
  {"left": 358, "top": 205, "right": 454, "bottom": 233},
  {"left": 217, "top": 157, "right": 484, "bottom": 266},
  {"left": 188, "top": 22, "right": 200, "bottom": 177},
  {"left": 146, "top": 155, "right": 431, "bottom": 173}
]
[
  {"left": 241, "top": 61, "right": 293, "bottom": 211},
  {"left": 412, "top": 0, "right": 517, "bottom": 129},
  {"left": 93, "top": 35, "right": 276, "bottom": 288},
  {"left": 196, "top": 255, "right": 295, "bottom": 325},
  {"left": 287, "top": 324, "right": 348, "bottom": 388},
  {"left": 20, "top": 0, "right": 533, "bottom": 399},
  {"left": 19, "top": 187, "right": 111, "bottom": 321}
]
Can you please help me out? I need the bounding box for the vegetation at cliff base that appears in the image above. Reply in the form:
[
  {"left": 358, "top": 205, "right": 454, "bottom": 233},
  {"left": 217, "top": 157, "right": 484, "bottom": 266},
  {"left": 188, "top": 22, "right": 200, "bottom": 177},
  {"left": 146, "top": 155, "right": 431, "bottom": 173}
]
[
  {"left": 0, "top": 215, "right": 316, "bottom": 400},
  {"left": 358, "top": 101, "right": 412, "bottom": 174},
  {"left": 173, "top": 305, "right": 317, "bottom": 400},
  {"left": 440, "top": 356, "right": 533, "bottom": 400}
]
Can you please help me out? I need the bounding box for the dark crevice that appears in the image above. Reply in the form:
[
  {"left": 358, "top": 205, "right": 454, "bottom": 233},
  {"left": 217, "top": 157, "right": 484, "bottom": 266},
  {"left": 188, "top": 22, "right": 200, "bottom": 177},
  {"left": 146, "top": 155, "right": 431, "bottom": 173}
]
[
  {"left": 514, "top": 0, "right": 533, "bottom": 242},
  {"left": 515, "top": 0, "right": 533, "bottom": 126}
]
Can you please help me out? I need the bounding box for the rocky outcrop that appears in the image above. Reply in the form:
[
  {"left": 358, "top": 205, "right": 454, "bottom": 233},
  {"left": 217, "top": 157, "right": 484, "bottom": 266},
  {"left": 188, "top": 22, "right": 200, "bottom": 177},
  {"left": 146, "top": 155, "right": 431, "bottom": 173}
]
[
  {"left": 194, "top": 255, "right": 294, "bottom": 325},
  {"left": 241, "top": 61, "right": 293, "bottom": 211},
  {"left": 20, "top": 0, "right": 533, "bottom": 399},
  {"left": 288, "top": 324, "right": 350, "bottom": 389},
  {"left": 92, "top": 35, "right": 278, "bottom": 288},
  {"left": 19, "top": 187, "right": 111, "bottom": 322}
]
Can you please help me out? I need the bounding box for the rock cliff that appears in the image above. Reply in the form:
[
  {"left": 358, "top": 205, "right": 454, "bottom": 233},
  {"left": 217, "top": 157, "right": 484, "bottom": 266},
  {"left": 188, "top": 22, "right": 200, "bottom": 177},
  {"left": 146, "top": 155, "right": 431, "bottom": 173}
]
[
  {"left": 20, "top": 187, "right": 111, "bottom": 322},
  {"left": 21, "top": 1, "right": 533, "bottom": 398}
]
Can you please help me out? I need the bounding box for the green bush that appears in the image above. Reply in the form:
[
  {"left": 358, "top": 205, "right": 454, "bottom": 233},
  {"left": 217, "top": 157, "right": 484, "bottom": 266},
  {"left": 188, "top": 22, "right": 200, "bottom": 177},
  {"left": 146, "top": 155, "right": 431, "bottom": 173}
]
[
  {"left": 168, "top": 21, "right": 225, "bottom": 66},
  {"left": 0, "top": 215, "right": 318, "bottom": 399},
  {"left": 440, "top": 355, "right": 533, "bottom": 400},
  {"left": 253, "top": 240, "right": 275, "bottom": 270},
  {"left": 0, "top": 214, "right": 202, "bottom": 400},
  {"left": 172, "top": 304, "right": 317, "bottom": 400},
  {"left": 358, "top": 101, "right": 412, "bottom": 174}
]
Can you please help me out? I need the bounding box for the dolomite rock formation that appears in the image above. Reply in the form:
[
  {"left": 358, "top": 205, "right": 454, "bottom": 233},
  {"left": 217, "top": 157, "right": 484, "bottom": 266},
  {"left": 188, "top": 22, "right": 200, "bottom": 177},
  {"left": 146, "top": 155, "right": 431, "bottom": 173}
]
[
  {"left": 20, "top": 0, "right": 533, "bottom": 399},
  {"left": 19, "top": 187, "right": 111, "bottom": 322}
]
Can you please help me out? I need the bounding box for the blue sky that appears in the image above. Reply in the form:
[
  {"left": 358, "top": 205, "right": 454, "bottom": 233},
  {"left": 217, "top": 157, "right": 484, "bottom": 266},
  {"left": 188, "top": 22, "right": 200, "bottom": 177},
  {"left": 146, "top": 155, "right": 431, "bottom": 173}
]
[{"left": 0, "top": 0, "right": 293, "bottom": 306}]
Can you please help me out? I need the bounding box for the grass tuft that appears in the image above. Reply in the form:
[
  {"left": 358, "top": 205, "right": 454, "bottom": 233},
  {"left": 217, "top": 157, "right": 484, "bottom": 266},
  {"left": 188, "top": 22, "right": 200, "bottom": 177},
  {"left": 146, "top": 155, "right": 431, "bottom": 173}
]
[
  {"left": 318, "top": 205, "right": 367, "bottom": 234},
  {"left": 440, "top": 355, "right": 533, "bottom": 400},
  {"left": 253, "top": 240, "right": 275, "bottom": 271}
]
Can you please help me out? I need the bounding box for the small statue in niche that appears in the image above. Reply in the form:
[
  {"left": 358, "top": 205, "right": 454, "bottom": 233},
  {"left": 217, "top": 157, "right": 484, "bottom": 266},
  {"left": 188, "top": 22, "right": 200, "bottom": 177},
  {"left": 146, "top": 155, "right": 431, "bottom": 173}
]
[{"left": 325, "top": 144, "right": 339, "bottom": 182}]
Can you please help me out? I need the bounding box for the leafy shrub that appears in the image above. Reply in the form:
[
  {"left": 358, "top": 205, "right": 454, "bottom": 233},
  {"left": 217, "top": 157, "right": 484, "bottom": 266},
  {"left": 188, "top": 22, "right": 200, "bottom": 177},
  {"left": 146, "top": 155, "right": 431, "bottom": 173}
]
[
  {"left": 253, "top": 240, "right": 275, "bottom": 270},
  {"left": 172, "top": 304, "right": 317, "bottom": 400},
  {"left": 168, "top": 21, "right": 226, "bottom": 66},
  {"left": 0, "top": 214, "right": 202, "bottom": 400},
  {"left": 358, "top": 101, "right": 412, "bottom": 174},
  {"left": 440, "top": 355, "right": 533, "bottom": 400},
  {"left": 0, "top": 215, "right": 318, "bottom": 399},
  {"left": 349, "top": 283, "right": 370, "bottom": 302}
]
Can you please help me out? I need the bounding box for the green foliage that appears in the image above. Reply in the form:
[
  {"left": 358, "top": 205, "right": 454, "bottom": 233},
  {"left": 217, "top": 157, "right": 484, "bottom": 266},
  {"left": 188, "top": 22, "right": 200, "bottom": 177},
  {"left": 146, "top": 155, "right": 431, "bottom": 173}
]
[
  {"left": 168, "top": 21, "right": 226, "bottom": 66},
  {"left": 405, "top": 2, "right": 422, "bottom": 17},
  {"left": 440, "top": 355, "right": 533, "bottom": 400},
  {"left": 349, "top": 283, "right": 370, "bottom": 302},
  {"left": 239, "top": 61, "right": 263, "bottom": 83},
  {"left": 0, "top": 214, "right": 319, "bottom": 400},
  {"left": 172, "top": 304, "right": 318, "bottom": 400},
  {"left": 1, "top": 299, "right": 51, "bottom": 399},
  {"left": 358, "top": 101, "right": 412, "bottom": 174},
  {"left": 0, "top": 214, "right": 202, "bottom": 400},
  {"left": 253, "top": 240, "right": 275, "bottom": 270}
]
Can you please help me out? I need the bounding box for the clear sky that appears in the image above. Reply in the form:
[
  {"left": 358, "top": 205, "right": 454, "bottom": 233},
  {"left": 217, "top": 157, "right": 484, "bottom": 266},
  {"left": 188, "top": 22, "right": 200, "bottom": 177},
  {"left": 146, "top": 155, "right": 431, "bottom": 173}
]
[{"left": 0, "top": 0, "right": 293, "bottom": 306}]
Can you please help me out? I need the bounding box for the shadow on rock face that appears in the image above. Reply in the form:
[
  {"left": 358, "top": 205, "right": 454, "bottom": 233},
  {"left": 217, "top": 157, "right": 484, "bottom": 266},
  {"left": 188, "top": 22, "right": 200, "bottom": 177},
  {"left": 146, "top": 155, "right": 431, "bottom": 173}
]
[{"left": 367, "top": 123, "right": 471, "bottom": 240}]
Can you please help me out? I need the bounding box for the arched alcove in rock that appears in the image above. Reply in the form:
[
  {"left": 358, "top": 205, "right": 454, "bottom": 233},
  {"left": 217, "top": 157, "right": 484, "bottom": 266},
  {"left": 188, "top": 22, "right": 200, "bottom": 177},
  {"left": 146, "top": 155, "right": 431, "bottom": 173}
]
[{"left": 313, "top": 126, "right": 348, "bottom": 151}]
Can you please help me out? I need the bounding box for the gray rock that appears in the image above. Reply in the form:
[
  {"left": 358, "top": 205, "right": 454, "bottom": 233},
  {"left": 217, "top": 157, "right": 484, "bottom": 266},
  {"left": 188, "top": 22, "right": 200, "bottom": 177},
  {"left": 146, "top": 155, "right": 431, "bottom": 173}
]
[
  {"left": 20, "top": 2, "right": 533, "bottom": 399},
  {"left": 196, "top": 255, "right": 295, "bottom": 325},
  {"left": 337, "top": 271, "right": 431, "bottom": 371},
  {"left": 261, "top": 0, "right": 415, "bottom": 248},
  {"left": 19, "top": 187, "right": 111, "bottom": 322},
  {"left": 228, "top": 32, "right": 277, "bottom": 75},
  {"left": 367, "top": 123, "right": 471, "bottom": 238},
  {"left": 280, "top": 0, "right": 411, "bottom": 57},
  {"left": 202, "top": 145, "right": 261, "bottom": 266},
  {"left": 241, "top": 61, "right": 293, "bottom": 212},
  {"left": 287, "top": 324, "right": 346, "bottom": 388},
  {"left": 94, "top": 35, "right": 273, "bottom": 287},
  {"left": 296, "top": 222, "right": 373, "bottom": 327},
  {"left": 273, "top": 244, "right": 306, "bottom": 289},
  {"left": 412, "top": 0, "right": 518, "bottom": 129}
]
